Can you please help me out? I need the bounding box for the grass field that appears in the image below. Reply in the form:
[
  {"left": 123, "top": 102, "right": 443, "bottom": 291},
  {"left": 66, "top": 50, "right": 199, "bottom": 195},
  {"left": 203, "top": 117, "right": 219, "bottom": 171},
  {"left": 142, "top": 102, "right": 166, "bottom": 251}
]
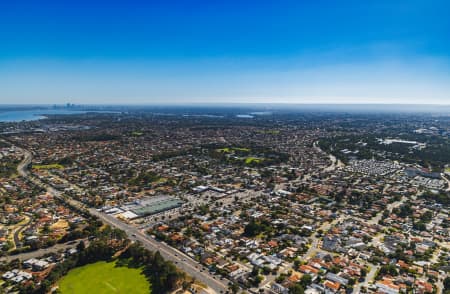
[
  {"left": 445, "top": 167, "right": 450, "bottom": 172},
  {"left": 217, "top": 147, "right": 250, "bottom": 153},
  {"left": 131, "top": 131, "right": 144, "bottom": 136},
  {"left": 59, "top": 261, "right": 150, "bottom": 294},
  {"left": 245, "top": 157, "right": 263, "bottom": 164},
  {"left": 32, "top": 163, "right": 64, "bottom": 170}
]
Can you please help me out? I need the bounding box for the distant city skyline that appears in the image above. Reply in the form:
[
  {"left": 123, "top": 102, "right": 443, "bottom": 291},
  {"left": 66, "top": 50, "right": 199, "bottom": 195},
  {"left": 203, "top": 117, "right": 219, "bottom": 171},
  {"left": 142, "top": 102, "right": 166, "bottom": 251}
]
[{"left": 1, "top": 1, "right": 450, "bottom": 105}]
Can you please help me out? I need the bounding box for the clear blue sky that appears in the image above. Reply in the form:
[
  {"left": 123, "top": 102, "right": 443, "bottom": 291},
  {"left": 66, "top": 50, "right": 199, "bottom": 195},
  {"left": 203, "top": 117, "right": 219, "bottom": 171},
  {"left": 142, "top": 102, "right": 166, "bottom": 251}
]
[{"left": 1, "top": 0, "right": 449, "bottom": 104}]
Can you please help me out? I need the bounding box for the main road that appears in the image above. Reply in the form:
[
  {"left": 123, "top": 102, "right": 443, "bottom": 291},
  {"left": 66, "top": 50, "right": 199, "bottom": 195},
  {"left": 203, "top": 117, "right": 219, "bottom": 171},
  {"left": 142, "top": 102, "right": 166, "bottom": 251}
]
[{"left": 15, "top": 145, "right": 228, "bottom": 293}]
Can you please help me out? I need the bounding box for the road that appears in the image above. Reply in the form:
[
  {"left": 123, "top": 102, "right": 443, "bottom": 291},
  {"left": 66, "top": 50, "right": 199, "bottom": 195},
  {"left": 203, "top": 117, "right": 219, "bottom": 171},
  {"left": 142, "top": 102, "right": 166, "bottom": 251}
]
[
  {"left": 441, "top": 173, "right": 450, "bottom": 191},
  {"left": 290, "top": 195, "right": 408, "bottom": 293},
  {"left": 10, "top": 142, "right": 417, "bottom": 294},
  {"left": 350, "top": 194, "right": 410, "bottom": 293},
  {"left": 14, "top": 145, "right": 228, "bottom": 293},
  {"left": 313, "top": 141, "right": 345, "bottom": 172},
  {"left": 90, "top": 209, "right": 229, "bottom": 293},
  {"left": 258, "top": 216, "right": 345, "bottom": 291},
  {"left": 13, "top": 216, "right": 31, "bottom": 248},
  {"left": 0, "top": 241, "right": 80, "bottom": 263},
  {"left": 16, "top": 148, "right": 32, "bottom": 177},
  {"left": 353, "top": 263, "right": 379, "bottom": 293}
]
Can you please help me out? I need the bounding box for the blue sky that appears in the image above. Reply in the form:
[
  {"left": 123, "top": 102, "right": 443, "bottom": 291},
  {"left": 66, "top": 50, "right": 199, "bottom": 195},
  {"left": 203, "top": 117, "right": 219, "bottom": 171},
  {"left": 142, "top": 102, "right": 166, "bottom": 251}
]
[{"left": 1, "top": 0, "right": 449, "bottom": 104}]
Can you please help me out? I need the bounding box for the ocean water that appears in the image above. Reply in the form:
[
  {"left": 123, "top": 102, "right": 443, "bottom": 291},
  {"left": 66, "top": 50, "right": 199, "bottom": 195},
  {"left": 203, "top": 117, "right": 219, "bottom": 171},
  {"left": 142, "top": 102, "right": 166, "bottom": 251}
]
[{"left": 0, "top": 109, "right": 107, "bottom": 122}]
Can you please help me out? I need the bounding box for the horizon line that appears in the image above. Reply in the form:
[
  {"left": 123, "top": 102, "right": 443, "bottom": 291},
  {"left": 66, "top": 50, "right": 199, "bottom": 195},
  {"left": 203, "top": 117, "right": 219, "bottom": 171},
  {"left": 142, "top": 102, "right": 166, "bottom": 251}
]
[{"left": 1, "top": 102, "right": 450, "bottom": 106}]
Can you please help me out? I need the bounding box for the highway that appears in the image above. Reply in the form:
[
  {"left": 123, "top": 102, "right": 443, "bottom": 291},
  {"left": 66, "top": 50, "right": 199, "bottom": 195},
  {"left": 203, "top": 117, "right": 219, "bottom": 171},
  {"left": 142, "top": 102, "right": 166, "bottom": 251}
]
[{"left": 14, "top": 145, "right": 228, "bottom": 293}]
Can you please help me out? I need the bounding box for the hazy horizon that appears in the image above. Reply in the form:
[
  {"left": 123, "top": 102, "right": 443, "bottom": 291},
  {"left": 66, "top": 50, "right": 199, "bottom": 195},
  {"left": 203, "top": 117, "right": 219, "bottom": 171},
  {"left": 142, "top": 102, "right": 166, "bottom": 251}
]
[
  {"left": 1, "top": 103, "right": 450, "bottom": 115},
  {"left": 1, "top": 102, "right": 450, "bottom": 106}
]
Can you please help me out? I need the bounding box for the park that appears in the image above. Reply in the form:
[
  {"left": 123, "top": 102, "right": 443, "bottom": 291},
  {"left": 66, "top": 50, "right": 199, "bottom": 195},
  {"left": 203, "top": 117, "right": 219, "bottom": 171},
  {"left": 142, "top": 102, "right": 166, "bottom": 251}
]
[{"left": 58, "top": 260, "right": 151, "bottom": 293}]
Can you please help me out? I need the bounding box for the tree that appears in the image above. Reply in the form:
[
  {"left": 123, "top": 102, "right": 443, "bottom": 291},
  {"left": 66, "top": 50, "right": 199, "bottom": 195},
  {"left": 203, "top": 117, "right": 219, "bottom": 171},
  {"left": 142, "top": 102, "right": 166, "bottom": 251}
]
[
  {"left": 329, "top": 265, "right": 340, "bottom": 274},
  {"left": 289, "top": 284, "right": 304, "bottom": 294},
  {"left": 444, "top": 276, "right": 450, "bottom": 292},
  {"left": 76, "top": 240, "right": 86, "bottom": 251},
  {"left": 413, "top": 221, "right": 426, "bottom": 231},
  {"left": 182, "top": 280, "right": 191, "bottom": 291},
  {"left": 244, "top": 219, "right": 262, "bottom": 237},
  {"left": 230, "top": 283, "right": 240, "bottom": 294},
  {"left": 300, "top": 274, "right": 312, "bottom": 288},
  {"left": 395, "top": 203, "right": 413, "bottom": 218},
  {"left": 379, "top": 264, "right": 398, "bottom": 277},
  {"left": 2, "top": 240, "right": 13, "bottom": 252},
  {"left": 254, "top": 275, "right": 263, "bottom": 286},
  {"left": 420, "top": 211, "right": 433, "bottom": 223},
  {"left": 42, "top": 223, "right": 51, "bottom": 234}
]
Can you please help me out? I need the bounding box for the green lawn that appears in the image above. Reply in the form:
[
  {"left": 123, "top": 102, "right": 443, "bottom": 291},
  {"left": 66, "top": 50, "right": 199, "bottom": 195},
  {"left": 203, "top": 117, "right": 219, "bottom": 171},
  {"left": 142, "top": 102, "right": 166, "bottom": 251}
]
[
  {"left": 59, "top": 261, "right": 151, "bottom": 294},
  {"left": 217, "top": 147, "right": 250, "bottom": 153},
  {"left": 32, "top": 163, "right": 64, "bottom": 170},
  {"left": 245, "top": 157, "right": 263, "bottom": 164},
  {"left": 131, "top": 131, "right": 144, "bottom": 136}
]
